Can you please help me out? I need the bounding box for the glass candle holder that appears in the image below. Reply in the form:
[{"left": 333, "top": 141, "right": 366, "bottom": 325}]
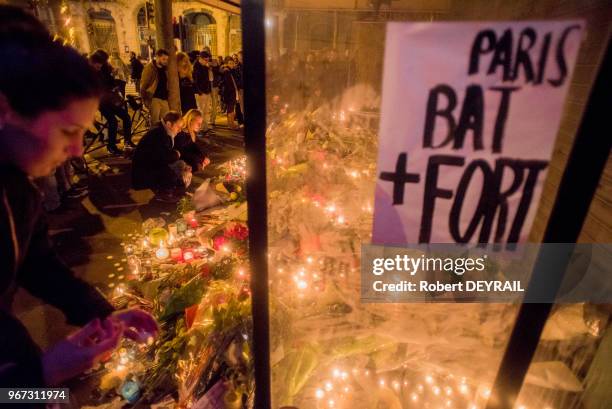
[
  {"left": 183, "top": 249, "right": 195, "bottom": 262},
  {"left": 176, "top": 219, "right": 187, "bottom": 233},
  {"left": 170, "top": 248, "right": 183, "bottom": 262},
  {"left": 155, "top": 242, "right": 169, "bottom": 260},
  {"left": 168, "top": 223, "right": 178, "bottom": 236}
]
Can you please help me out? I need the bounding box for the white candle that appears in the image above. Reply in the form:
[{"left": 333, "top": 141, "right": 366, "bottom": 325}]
[{"left": 155, "top": 241, "right": 169, "bottom": 260}]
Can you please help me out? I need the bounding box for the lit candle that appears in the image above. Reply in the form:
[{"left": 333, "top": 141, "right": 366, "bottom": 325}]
[
  {"left": 155, "top": 241, "right": 169, "bottom": 260},
  {"left": 183, "top": 249, "right": 195, "bottom": 262},
  {"left": 170, "top": 248, "right": 183, "bottom": 262},
  {"left": 127, "top": 255, "right": 141, "bottom": 275},
  {"left": 113, "top": 284, "right": 126, "bottom": 298}
]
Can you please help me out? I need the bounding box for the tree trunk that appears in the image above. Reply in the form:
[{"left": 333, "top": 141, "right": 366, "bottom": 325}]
[{"left": 154, "top": 0, "right": 180, "bottom": 111}]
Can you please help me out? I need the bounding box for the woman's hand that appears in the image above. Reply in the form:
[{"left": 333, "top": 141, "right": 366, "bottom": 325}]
[
  {"left": 109, "top": 308, "right": 158, "bottom": 343},
  {"left": 42, "top": 318, "right": 122, "bottom": 386},
  {"left": 202, "top": 157, "right": 211, "bottom": 167}
]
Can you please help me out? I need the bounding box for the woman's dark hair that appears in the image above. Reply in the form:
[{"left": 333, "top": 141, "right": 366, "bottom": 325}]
[
  {"left": 89, "top": 48, "right": 110, "bottom": 65},
  {"left": 0, "top": 6, "right": 50, "bottom": 45},
  {"left": 0, "top": 6, "right": 101, "bottom": 118},
  {"left": 156, "top": 49, "right": 169, "bottom": 57},
  {"left": 162, "top": 111, "right": 182, "bottom": 124}
]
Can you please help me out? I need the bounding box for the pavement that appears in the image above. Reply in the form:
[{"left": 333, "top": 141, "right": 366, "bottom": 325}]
[{"left": 13, "top": 120, "right": 245, "bottom": 355}]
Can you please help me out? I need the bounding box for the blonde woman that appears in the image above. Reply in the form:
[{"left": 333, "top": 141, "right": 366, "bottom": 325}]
[
  {"left": 177, "top": 51, "right": 197, "bottom": 114},
  {"left": 174, "top": 109, "right": 210, "bottom": 172}
]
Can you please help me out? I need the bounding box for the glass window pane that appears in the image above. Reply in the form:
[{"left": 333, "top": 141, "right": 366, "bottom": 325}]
[{"left": 263, "top": 0, "right": 610, "bottom": 408}]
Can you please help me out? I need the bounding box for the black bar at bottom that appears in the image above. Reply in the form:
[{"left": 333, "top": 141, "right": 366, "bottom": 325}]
[{"left": 486, "top": 37, "right": 612, "bottom": 409}]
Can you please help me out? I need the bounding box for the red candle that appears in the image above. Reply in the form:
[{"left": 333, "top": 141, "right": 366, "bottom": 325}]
[{"left": 170, "top": 248, "right": 183, "bottom": 262}]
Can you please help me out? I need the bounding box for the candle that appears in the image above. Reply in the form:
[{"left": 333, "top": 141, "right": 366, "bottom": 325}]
[
  {"left": 120, "top": 380, "right": 140, "bottom": 404},
  {"left": 140, "top": 258, "right": 152, "bottom": 276},
  {"left": 168, "top": 223, "right": 178, "bottom": 236},
  {"left": 156, "top": 247, "right": 169, "bottom": 260},
  {"left": 170, "top": 248, "right": 183, "bottom": 262},
  {"left": 127, "top": 255, "right": 141, "bottom": 275},
  {"left": 113, "top": 284, "right": 127, "bottom": 298},
  {"left": 155, "top": 241, "right": 169, "bottom": 260},
  {"left": 183, "top": 249, "right": 195, "bottom": 262}
]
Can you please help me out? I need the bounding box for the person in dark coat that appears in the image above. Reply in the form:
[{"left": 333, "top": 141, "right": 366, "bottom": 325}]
[
  {"left": 131, "top": 111, "right": 189, "bottom": 201},
  {"left": 90, "top": 49, "right": 134, "bottom": 152},
  {"left": 220, "top": 58, "right": 240, "bottom": 129},
  {"left": 188, "top": 50, "right": 199, "bottom": 64},
  {"left": 234, "top": 51, "right": 244, "bottom": 125},
  {"left": 175, "top": 109, "right": 210, "bottom": 172},
  {"left": 193, "top": 51, "right": 214, "bottom": 133},
  {"left": 0, "top": 6, "right": 157, "bottom": 390},
  {"left": 129, "top": 51, "right": 144, "bottom": 93},
  {"left": 177, "top": 51, "right": 197, "bottom": 114}
]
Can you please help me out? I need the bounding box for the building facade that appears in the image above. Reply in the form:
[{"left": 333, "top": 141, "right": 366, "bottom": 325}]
[{"left": 10, "top": 0, "right": 242, "bottom": 62}]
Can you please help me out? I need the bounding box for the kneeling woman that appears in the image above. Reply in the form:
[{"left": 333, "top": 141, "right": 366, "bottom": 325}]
[
  {"left": 132, "top": 111, "right": 192, "bottom": 201},
  {"left": 175, "top": 109, "right": 210, "bottom": 172}
]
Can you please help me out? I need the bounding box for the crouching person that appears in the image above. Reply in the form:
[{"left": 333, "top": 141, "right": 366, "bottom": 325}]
[{"left": 131, "top": 111, "right": 192, "bottom": 202}]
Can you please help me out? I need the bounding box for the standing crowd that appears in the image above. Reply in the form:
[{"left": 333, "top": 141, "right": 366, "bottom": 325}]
[
  {"left": 134, "top": 47, "right": 244, "bottom": 131},
  {"left": 34, "top": 45, "right": 245, "bottom": 209}
]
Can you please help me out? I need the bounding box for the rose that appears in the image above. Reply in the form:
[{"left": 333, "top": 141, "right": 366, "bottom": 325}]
[{"left": 225, "top": 224, "right": 248, "bottom": 241}]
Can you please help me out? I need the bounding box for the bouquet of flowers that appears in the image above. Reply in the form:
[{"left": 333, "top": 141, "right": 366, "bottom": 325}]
[{"left": 212, "top": 223, "right": 249, "bottom": 255}]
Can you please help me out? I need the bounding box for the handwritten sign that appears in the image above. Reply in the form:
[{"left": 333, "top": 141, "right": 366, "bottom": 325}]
[{"left": 373, "top": 21, "right": 583, "bottom": 244}]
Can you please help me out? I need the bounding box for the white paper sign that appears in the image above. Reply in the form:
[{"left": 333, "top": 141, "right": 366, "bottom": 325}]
[{"left": 373, "top": 21, "right": 584, "bottom": 244}]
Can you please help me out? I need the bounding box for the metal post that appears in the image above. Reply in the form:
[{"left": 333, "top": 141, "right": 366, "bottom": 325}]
[
  {"left": 333, "top": 10, "right": 338, "bottom": 50},
  {"left": 486, "top": 37, "right": 612, "bottom": 409},
  {"left": 242, "top": 0, "right": 271, "bottom": 408}
]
